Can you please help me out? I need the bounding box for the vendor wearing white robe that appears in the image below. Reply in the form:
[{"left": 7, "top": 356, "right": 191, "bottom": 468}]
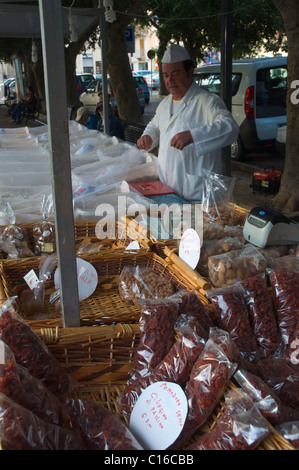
[{"left": 137, "top": 44, "right": 239, "bottom": 201}]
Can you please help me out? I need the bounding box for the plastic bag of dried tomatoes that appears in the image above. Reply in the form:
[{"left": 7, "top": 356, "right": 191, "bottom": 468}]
[
  {"left": 234, "top": 368, "right": 284, "bottom": 425},
  {"left": 118, "top": 314, "right": 206, "bottom": 418},
  {"left": 206, "top": 284, "right": 260, "bottom": 363},
  {"left": 0, "top": 392, "right": 82, "bottom": 450},
  {"left": 0, "top": 339, "right": 63, "bottom": 426},
  {"left": 185, "top": 389, "right": 269, "bottom": 450},
  {"left": 67, "top": 398, "right": 143, "bottom": 450},
  {"left": 256, "top": 358, "right": 299, "bottom": 412},
  {"left": 171, "top": 290, "right": 213, "bottom": 338},
  {"left": 267, "top": 267, "right": 299, "bottom": 356},
  {"left": 0, "top": 298, "right": 70, "bottom": 401},
  {"left": 276, "top": 421, "right": 299, "bottom": 449},
  {"left": 240, "top": 274, "right": 282, "bottom": 358},
  {"left": 129, "top": 298, "right": 180, "bottom": 381},
  {"left": 172, "top": 332, "right": 237, "bottom": 449}
]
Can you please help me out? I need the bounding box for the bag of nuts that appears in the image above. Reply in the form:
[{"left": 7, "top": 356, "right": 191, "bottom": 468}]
[
  {"left": 201, "top": 170, "right": 236, "bottom": 226},
  {"left": 197, "top": 237, "right": 244, "bottom": 277},
  {"left": 33, "top": 195, "right": 56, "bottom": 256},
  {"left": 118, "top": 265, "right": 175, "bottom": 305},
  {"left": 208, "top": 244, "right": 267, "bottom": 288},
  {"left": 0, "top": 201, "right": 34, "bottom": 258}
]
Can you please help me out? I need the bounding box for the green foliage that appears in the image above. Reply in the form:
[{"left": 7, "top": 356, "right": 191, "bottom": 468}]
[{"left": 135, "top": 0, "right": 286, "bottom": 62}]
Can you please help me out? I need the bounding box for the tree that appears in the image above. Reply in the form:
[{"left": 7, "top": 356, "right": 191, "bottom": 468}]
[
  {"left": 136, "top": 0, "right": 285, "bottom": 95},
  {"left": 271, "top": 0, "right": 299, "bottom": 213},
  {"left": 104, "top": 0, "right": 148, "bottom": 121}
]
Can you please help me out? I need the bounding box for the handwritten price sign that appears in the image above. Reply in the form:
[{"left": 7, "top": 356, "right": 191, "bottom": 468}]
[
  {"left": 54, "top": 258, "right": 98, "bottom": 301},
  {"left": 130, "top": 382, "right": 187, "bottom": 450},
  {"left": 179, "top": 228, "right": 201, "bottom": 269}
]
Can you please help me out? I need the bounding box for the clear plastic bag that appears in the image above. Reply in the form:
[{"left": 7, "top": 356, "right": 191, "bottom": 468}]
[
  {"left": 186, "top": 389, "right": 269, "bottom": 450},
  {"left": 208, "top": 244, "right": 267, "bottom": 288},
  {"left": 240, "top": 274, "right": 282, "bottom": 358},
  {"left": 0, "top": 339, "right": 63, "bottom": 426},
  {"left": 174, "top": 334, "right": 237, "bottom": 448},
  {"left": 129, "top": 298, "right": 180, "bottom": 381},
  {"left": 234, "top": 369, "right": 283, "bottom": 425},
  {"left": 119, "top": 314, "right": 206, "bottom": 418},
  {"left": 268, "top": 267, "right": 299, "bottom": 353},
  {"left": 19, "top": 255, "right": 57, "bottom": 317},
  {"left": 67, "top": 398, "right": 143, "bottom": 450},
  {"left": 256, "top": 358, "right": 299, "bottom": 412},
  {"left": 171, "top": 290, "right": 213, "bottom": 338},
  {"left": 32, "top": 195, "right": 56, "bottom": 255},
  {"left": 0, "top": 393, "right": 81, "bottom": 450},
  {"left": 206, "top": 283, "right": 260, "bottom": 362},
  {"left": 197, "top": 236, "right": 244, "bottom": 277},
  {"left": 118, "top": 266, "right": 175, "bottom": 305},
  {"left": 276, "top": 421, "right": 299, "bottom": 448},
  {"left": 0, "top": 200, "right": 34, "bottom": 258},
  {"left": 0, "top": 298, "right": 70, "bottom": 400},
  {"left": 201, "top": 170, "right": 236, "bottom": 225}
]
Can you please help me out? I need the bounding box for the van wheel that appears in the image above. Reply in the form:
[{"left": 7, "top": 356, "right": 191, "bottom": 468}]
[{"left": 231, "top": 137, "right": 245, "bottom": 161}]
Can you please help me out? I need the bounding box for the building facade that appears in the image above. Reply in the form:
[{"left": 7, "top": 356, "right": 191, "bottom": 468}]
[{"left": 76, "top": 26, "right": 159, "bottom": 77}]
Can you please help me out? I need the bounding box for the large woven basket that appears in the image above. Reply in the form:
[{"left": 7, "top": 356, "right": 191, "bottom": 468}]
[
  {"left": 62, "top": 381, "right": 295, "bottom": 451},
  {"left": 0, "top": 250, "right": 201, "bottom": 324}
]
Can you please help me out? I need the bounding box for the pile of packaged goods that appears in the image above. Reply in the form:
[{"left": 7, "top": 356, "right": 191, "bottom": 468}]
[
  {"left": 0, "top": 122, "right": 159, "bottom": 226},
  {"left": 116, "top": 270, "right": 299, "bottom": 450}
]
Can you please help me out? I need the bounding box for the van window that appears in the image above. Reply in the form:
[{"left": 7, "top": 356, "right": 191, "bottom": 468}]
[
  {"left": 256, "top": 66, "right": 287, "bottom": 118},
  {"left": 193, "top": 72, "right": 241, "bottom": 96}
]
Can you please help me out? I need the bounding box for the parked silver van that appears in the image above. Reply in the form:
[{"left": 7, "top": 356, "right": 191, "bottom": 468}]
[{"left": 193, "top": 57, "right": 287, "bottom": 160}]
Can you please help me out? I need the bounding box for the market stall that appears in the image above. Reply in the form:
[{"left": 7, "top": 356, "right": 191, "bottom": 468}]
[{"left": 0, "top": 0, "right": 298, "bottom": 454}]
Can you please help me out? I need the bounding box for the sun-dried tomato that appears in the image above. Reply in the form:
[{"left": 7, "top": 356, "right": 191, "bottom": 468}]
[
  {"left": 129, "top": 299, "right": 179, "bottom": 381},
  {"left": 67, "top": 398, "right": 143, "bottom": 450},
  {"left": 186, "top": 390, "right": 269, "bottom": 450},
  {"left": 0, "top": 393, "right": 81, "bottom": 450},
  {"left": 268, "top": 269, "right": 299, "bottom": 355},
  {"left": 207, "top": 285, "right": 260, "bottom": 363},
  {"left": 241, "top": 274, "right": 282, "bottom": 358},
  {"left": 0, "top": 359, "right": 63, "bottom": 425},
  {"left": 0, "top": 306, "right": 70, "bottom": 400}
]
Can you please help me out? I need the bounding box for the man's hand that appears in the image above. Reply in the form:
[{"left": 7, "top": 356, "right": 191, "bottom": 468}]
[
  {"left": 170, "top": 130, "right": 193, "bottom": 150},
  {"left": 137, "top": 134, "right": 153, "bottom": 151}
]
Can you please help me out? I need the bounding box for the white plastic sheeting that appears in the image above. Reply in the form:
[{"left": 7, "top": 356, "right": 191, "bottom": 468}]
[{"left": 0, "top": 121, "right": 159, "bottom": 223}]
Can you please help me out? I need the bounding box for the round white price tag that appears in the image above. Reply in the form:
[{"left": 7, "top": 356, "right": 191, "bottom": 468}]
[
  {"left": 54, "top": 258, "right": 98, "bottom": 301},
  {"left": 125, "top": 241, "right": 140, "bottom": 251},
  {"left": 179, "top": 228, "right": 201, "bottom": 269},
  {"left": 129, "top": 382, "right": 188, "bottom": 450}
]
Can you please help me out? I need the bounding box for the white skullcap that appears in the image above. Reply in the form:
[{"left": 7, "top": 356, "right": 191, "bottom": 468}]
[
  {"left": 162, "top": 44, "right": 191, "bottom": 63},
  {"left": 75, "top": 106, "right": 91, "bottom": 121}
]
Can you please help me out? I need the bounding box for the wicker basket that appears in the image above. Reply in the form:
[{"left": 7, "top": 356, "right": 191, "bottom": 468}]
[
  {"left": 0, "top": 250, "right": 199, "bottom": 325},
  {"left": 65, "top": 381, "right": 295, "bottom": 451},
  {"left": 0, "top": 219, "right": 152, "bottom": 264}
]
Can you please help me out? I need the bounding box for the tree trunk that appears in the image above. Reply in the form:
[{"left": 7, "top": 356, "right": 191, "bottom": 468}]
[
  {"left": 30, "top": 39, "right": 46, "bottom": 114},
  {"left": 106, "top": 21, "right": 143, "bottom": 122},
  {"left": 271, "top": 0, "right": 299, "bottom": 213}
]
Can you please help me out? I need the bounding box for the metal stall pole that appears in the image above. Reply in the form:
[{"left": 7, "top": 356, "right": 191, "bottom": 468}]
[
  {"left": 39, "top": 0, "right": 80, "bottom": 327},
  {"left": 221, "top": 0, "right": 233, "bottom": 177},
  {"left": 99, "top": 0, "right": 109, "bottom": 134}
]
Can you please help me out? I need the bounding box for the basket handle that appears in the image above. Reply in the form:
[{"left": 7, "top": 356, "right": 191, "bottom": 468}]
[{"left": 164, "top": 247, "right": 211, "bottom": 291}]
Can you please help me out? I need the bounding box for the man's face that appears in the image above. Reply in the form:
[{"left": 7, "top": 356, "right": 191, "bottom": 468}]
[{"left": 162, "top": 62, "right": 193, "bottom": 100}]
